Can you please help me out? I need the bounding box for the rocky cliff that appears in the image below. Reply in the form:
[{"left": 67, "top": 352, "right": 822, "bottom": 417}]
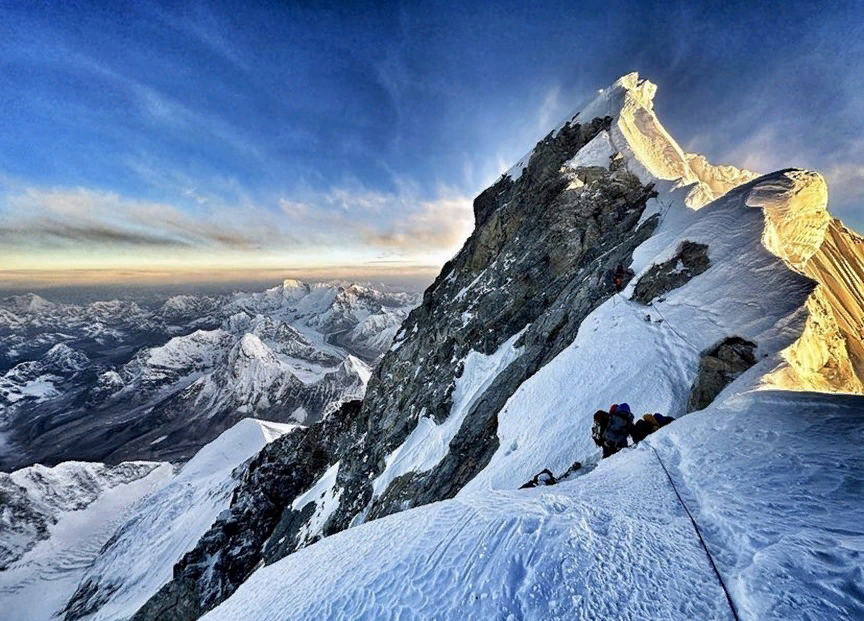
[{"left": 117, "top": 73, "right": 864, "bottom": 621}]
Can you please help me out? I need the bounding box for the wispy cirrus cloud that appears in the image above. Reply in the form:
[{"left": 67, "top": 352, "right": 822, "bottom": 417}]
[
  {"left": 0, "top": 186, "right": 295, "bottom": 251},
  {"left": 1, "top": 176, "right": 475, "bottom": 271}
]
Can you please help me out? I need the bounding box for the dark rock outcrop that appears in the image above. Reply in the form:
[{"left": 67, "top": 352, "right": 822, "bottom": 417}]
[
  {"left": 130, "top": 118, "right": 661, "bottom": 621},
  {"left": 631, "top": 240, "right": 710, "bottom": 304},
  {"left": 687, "top": 337, "right": 757, "bottom": 412},
  {"left": 126, "top": 400, "right": 364, "bottom": 621}
]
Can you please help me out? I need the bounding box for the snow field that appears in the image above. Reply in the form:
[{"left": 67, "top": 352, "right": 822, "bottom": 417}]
[
  {"left": 0, "top": 464, "right": 174, "bottom": 621},
  {"left": 202, "top": 390, "right": 864, "bottom": 621}
]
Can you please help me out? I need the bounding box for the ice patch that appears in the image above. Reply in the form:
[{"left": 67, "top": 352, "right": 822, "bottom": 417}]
[
  {"left": 291, "top": 461, "right": 341, "bottom": 544},
  {"left": 563, "top": 129, "right": 616, "bottom": 169}
]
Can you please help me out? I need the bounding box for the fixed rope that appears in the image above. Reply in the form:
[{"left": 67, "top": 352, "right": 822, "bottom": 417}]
[
  {"left": 610, "top": 292, "right": 703, "bottom": 353},
  {"left": 647, "top": 443, "right": 743, "bottom": 621}
]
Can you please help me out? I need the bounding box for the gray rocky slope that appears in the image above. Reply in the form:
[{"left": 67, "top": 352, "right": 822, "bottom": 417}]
[
  {"left": 88, "top": 73, "right": 864, "bottom": 621},
  {"left": 125, "top": 96, "right": 662, "bottom": 621}
]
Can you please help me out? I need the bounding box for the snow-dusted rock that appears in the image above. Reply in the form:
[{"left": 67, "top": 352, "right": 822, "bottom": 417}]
[
  {"left": 131, "top": 73, "right": 864, "bottom": 621},
  {"left": 0, "top": 281, "right": 419, "bottom": 470}
]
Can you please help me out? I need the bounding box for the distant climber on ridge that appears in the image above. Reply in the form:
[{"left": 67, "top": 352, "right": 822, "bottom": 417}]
[
  {"left": 592, "top": 403, "right": 634, "bottom": 457},
  {"left": 611, "top": 264, "right": 635, "bottom": 291}
]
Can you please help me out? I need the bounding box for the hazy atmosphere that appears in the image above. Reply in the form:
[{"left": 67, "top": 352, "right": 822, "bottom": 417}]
[{"left": 1, "top": 0, "right": 863, "bottom": 289}]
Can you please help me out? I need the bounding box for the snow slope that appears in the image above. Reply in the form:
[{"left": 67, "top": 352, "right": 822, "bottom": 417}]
[
  {"left": 0, "top": 461, "right": 161, "bottom": 569},
  {"left": 203, "top": 390, "right": 864, "bottom": 621},
  {"left": 192, "top": 73, "right": 864, "bottom": 620},
  {"left": 0, "top": 464, "right": 173, "bottom": 621},
  {"left": 63, "top": 419, "right": 298, "bottom": 621}
]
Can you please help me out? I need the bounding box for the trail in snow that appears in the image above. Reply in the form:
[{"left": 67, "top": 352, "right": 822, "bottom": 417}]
[{"left": 201, "top": 390, "right": 864, "bottom": 621}]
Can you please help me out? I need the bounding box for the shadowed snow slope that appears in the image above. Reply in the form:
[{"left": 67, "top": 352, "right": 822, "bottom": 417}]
[
  {"left": 60, "top": 419, "right": 298, "bottom": 621},
  {"left": 127, "top": 73, "right": 864, "bottom": 621},
  {"left": 203, "top": 391, "right": 864, "bottom": 621},
  {"left": 0, "top": 419, "right": 295, "bottom": 621}
]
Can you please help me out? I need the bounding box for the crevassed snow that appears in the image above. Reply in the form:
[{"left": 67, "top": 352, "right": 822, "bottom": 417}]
[
  {"left": 371, "top": 329, "right": 526, "bottom": 499},
  {"left": 49, "top": 419, "right": 297, "bottom": 621},
  {"left": 202, "top": 390, "right": 864, "bottom": 621},
  {"left": 0, "top": 464, "right": 173, "bottom": 621}
]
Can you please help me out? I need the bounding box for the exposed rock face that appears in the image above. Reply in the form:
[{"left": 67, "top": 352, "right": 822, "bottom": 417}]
[
  {"left": 128, "top": 401, "right": 362, "bottom": 621},
  {"left": 631, "top": 240, "right": 710, "bottom": 304},
  {"left": 126, "top": 73, "right": 864, "bottom": 621},
  {"left": 688, "top": 337, "right": 757, "bottom": 412},
  {"left": 131, "top": 114, "right": 661, "bottom": 621}
]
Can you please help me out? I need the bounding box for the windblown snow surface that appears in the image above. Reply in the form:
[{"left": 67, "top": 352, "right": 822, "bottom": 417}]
[
  {"left": 199, "top": 73, "right": 864, "bottom": 620},
  {"left": 203, "top": 391, "right": 864, "bottom": 621},
  {"left": 0, "top": 419, "right": 296, "bottom": 621}
]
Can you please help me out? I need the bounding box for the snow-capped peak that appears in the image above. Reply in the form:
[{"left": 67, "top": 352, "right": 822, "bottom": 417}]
[
  {"left": 230, "top": 333, "right": 279, "bottom": 366},
  {"left": 506, "top": 72, "right": 759, "bottom": 209},
  {"left": 1, "top": 293, "right": 55, "bottom": 314}
]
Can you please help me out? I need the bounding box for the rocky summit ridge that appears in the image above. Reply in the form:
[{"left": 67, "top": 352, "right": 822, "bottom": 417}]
[{"left": 57, "top": 73, "right": 864, "bottom": 621}]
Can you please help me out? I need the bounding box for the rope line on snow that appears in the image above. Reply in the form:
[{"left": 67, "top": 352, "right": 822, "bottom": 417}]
[
  {"left": 647, "top": 300, "right": 702, "bottom": 353},
  {"left": 610, "top": 292, "right": 703, "bottom": 353},
  {"left": 647, "top": 443, "right": 742, "bottom": 621}
]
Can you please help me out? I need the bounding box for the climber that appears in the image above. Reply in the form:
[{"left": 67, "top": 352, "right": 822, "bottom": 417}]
[
  {"left": 592, "top": 403, "right": 634, "bottom": 457},
  {"left": 519, "top": 468, "right": 557, "bottom": 489},
  {"left": 655, "top": 413, "right": 675, "bottom": 427},
  {"left": 631, "top": 413, "right": 661, "bottom": 443},
  {"left": 631, "top": 412, "right": 677, "bottom": 444},
  {"left": 612, "top": 264, "right": 634, "bottom": 291}
]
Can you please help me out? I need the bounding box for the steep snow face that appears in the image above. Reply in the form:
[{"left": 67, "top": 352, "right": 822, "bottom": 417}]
[
  {"left": 124, "top": 73, "right": 864, "bottom": 621},
  {"left": 808, "top": 222, "right": 864, "bottom": 380},
  {"left": 202, "top": 391, "right": 864, "bottom": 621},
  {"left": 740, "top": 170, "right": 864, "bottom": 392},
  {"left": 61, "top": 419, "right": 297, "bottom": 621},
  {"left": 0, "top": 462, "right": 172, "bottom": 621},
  {"left": 0, "top": 461, "right": 162, "bottom": 570},
  {"left": 747, "top": 169, "right": 832, "bottom": 270},
  {"left": 461, "top": 170, "right": 816, "bottom": 493},
  {"left": 509, "top": 72, "right": 759, "bottom": 209}
]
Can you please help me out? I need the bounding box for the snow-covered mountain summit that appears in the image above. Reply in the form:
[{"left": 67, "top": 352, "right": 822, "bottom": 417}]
[
  {"left": 3, "top": 73, "right": 861, "bottom": 621},
  {"left": 118, "top": 73, "right": 864, "bottom": 621}
]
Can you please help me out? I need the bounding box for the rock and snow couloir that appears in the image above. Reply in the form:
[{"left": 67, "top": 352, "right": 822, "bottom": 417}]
[{"left": 122, "top": 73, "right": 864, "bottom": 621}]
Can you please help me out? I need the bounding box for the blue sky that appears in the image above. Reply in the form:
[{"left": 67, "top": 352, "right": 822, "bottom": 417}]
[{"left": 1, "top": 0, "right": 863, "bottom": 285}]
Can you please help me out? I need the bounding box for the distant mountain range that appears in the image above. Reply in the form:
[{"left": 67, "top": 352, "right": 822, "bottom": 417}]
[{"left": 0, "top": 281, "right": 420, "bottom": 470}]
